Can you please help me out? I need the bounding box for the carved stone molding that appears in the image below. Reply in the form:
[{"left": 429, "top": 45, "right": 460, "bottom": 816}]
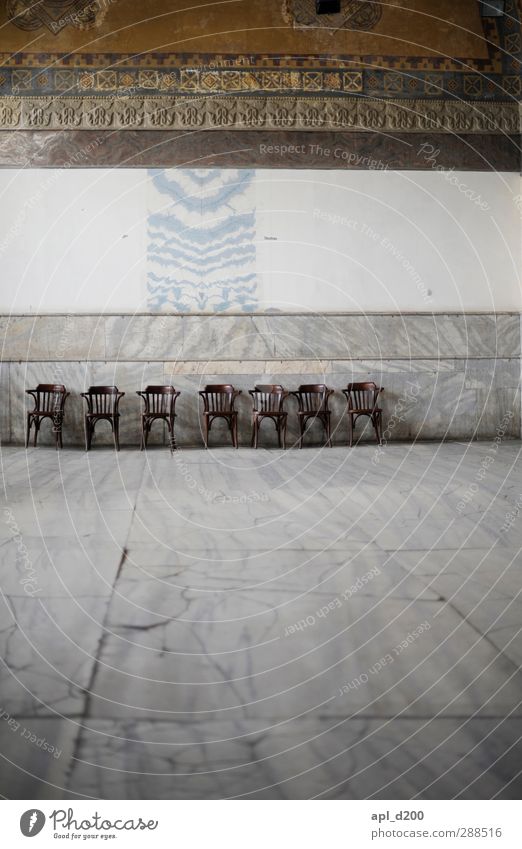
[{"left": 0, "top": 96, "right": 519, "bottom": 134}]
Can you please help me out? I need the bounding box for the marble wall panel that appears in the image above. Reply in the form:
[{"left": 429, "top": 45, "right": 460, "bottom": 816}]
[
  {"left": 299, "top": 314, "right": 522, "bottom": 361},
  {"left": 2, "top": 313, "right": 520, "bottom": 445},
  {"left": 1, "top": 314, "right": 520, "bottom": 362},
  {"left": 4, "top": 359, "right": 520, "bottom": 446},
  {"left": 0, "top": 315, "right": 106, "bottom": 361},
  {"left": 104, "top": 315, "right": 184, "bottom": 361},
  {"left": 0, "top": 362, "right": 9, "bottom": 444},
  {"left": 181, "top": 316, "right": 275, "bottom": 361}
]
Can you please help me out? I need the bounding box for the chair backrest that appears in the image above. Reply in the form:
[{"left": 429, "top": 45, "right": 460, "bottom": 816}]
[
  {"left": 83, "top": 386, "right": 123, "bottom": 415},
  {"left": 250, "top": 385, "right": 287, "bottom": 413},
  {"left": 31, "top": 384, "right": 67, "bottom": 412},
  {"left": 200, "top": 384, "right": 238, "bottom": 413},
  {"left": 345, "top": 382, "right": 382, "bottom": 411},
  {"left": 138, "top": 385, "right": 178, "bottom": 415},
  {"left": 295, "top": 384, "right": 332, "bottom": 412}
]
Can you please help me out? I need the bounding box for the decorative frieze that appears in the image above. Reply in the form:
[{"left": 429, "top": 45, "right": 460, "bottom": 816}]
[{"left": 0, "top": 95, "right": 519, "bottom": 133}]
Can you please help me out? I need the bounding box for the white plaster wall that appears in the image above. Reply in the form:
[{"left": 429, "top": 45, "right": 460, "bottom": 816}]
[
  {"left": 0, "top": 168, "right": 520, "bottom": 313},
  {"left": 0, "top": 169, "right": 147, "bottom": 313}
]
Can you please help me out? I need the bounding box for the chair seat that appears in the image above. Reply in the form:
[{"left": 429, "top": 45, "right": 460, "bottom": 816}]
[
  {"left": 143, "top": 411, "right": 176, "bottom": 418},
  {"left": 349, "top": 407, "right": 382, "bottom": 414},
  {"left": 86, "top": 412, "right": 120, "bottom": 418}
]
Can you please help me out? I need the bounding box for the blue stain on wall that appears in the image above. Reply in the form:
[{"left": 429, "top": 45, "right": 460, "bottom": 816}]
[{"left": 147, "top": 169, "right": 258, "bottom": 312}]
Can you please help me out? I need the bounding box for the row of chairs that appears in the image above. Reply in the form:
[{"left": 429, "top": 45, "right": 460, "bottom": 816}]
[{"left": 25, "top": 382, "right": 384, "bottom": 451}]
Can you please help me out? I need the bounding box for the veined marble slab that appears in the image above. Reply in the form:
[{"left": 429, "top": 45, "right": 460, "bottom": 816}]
[
  {"left": 0, "top": 595, "right": 109, "bottom": 717},
  {"left": 89, "top": 591, "right": 521, "bottom": 721},
  {"left": 0, "top": 718, "right": 77, "bottom": 800},
  {"left": 63, "top": 717, "right": 522, "bottom": 800},
  {"left": 395, "top": 549, "right": 522, "bottom": 668},
  {"left": 0, "top": 444, "right": 521, "bottom": 799},
  {"left": 2, "top": 313, "right": 519, "bottom": 362}
]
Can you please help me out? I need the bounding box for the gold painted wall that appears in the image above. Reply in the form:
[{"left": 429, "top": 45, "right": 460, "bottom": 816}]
[{"left": 0, "top": 0, "right": 489, "bottom": 60}]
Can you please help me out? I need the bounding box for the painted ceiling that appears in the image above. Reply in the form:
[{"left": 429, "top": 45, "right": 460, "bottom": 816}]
[{"left": 0, "top": 0, "right": 519, "bottom": 133}]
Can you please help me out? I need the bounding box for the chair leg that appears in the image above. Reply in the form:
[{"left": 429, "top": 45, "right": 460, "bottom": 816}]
[
  {"left": 251, "top": 419, "right": 256, "bottom": 448},
  {"left": 114, "top": 417, "right": 120, "bottom": 451},
  {"left": 374, "top": 413, "right": 383, "bottom": 445},
  {"left": 348, "top": 413, "right": 353, "bottom": 447},
  {"left": 275, "top": 416, "right": 285, "bottom": 448},
  {"left": 325, "top": 414, "right": 332, "bottom": 447},
  {"left": 203, "top": 416, "right": 209, "bottom": 449},
  {"left": 53, "top": 412, "right": 63, "bottom": 450},
  {"left": 298, "top": 418, "right": 305, "bottom": 449},
  {"left": 233, "top": 415, "right": 239, "bottom": 449},
  {"left": 26, "top": 414, "right": 31, "bottom": 448},
  {"left": 85, "top": 419, "right": 92, "bottom": 451},
  {"left": 168, "top": 417, "right": 176, "bottom": 452}
]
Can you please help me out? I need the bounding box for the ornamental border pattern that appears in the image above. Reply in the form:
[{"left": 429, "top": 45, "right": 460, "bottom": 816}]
[{"left": 0, "top": 95, "right": 519, "bottom": 133}]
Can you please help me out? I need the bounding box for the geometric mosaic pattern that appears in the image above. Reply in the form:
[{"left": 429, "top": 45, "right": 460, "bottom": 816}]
[
  {"left": 0, "top": 0, "right": 519, "bottom": 133},
  {"left": 0, "top": 0, "right": 520, "bottom": 104}
]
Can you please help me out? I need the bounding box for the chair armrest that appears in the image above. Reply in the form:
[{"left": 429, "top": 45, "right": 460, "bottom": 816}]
[{"left": 25, "top": 390, "right": 37, "bottom": 409}]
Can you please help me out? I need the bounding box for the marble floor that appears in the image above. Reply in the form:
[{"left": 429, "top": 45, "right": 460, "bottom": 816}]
[{"left": 0, "top": 441, "right": 521, "bottom": 799}]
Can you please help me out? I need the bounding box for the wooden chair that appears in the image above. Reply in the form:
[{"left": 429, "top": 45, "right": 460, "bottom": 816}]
[
  {"left": 249, "top": 384, "right": 288, "bottom": 449},
  {"left": 291, "top": 384, "right": 334, "bottom": 448},
  {"left": 137, "top": 385, "right": 180, "bottom": 452},
  {"left": 343, "top": 382, "right": 384, "bottom": 446},
  {"left": 199, "top": 384, "right": 241, "bottom": 448},
  {"left": 81, "top": 386, "right": 125, "bottom": 451},
  {"left": 25, "top": 384, "right": 69, "bottom": 449}
]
